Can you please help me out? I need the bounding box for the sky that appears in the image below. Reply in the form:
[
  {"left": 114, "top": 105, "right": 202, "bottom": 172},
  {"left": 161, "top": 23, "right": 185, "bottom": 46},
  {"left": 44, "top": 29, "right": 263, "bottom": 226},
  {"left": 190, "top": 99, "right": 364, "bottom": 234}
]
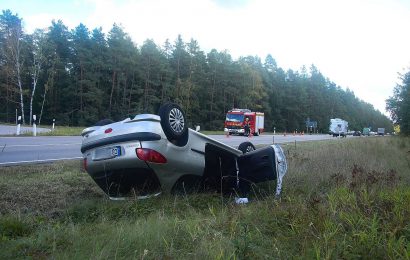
[{"left": 2, "top": 0, "right": 410, "bottom": 116}]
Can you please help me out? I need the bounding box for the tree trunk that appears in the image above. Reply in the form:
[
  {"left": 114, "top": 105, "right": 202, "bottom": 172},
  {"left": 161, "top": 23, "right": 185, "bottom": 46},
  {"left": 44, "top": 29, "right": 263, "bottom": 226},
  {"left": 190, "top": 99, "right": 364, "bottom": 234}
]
[
  {"left": 160, "top": 74, "right": 164, "bottom": 102},
  {"left": 122, "top": 74, "right": 127, "bottom": 110},
  {"left": 29, "top": 77, "right": 37, "bottom": 125},
  {"left": 29, "top": 60, "right": 41, "bottom": 125},
  {"left": 39, "top": 61, "right": 54, "bottom": 125},
  {"left": 176, "top": 56, "right": 181, "bottom": 100},
  {"left": 144, "top": 57, "right": 151, "bottom": 111},
  {"left": 186, "top": 55, "right": 194, "bottom": 117},
  {"left": 39, "top": 87, "right": 48, "bottom": 125},
  {"left": 127, "top": 73, "right": 136, "bottom": 114},
  {"left": 80, "top": 64, "right": 84, "bottom": 112},
  {"left": 17, "top": 64, "right": 25, "bottom": 124},
  {"left": 223, "top": 89, "right": 226, "bottom": 115},
  {"left": 210, "top": 66, "right": 216, "bottom": 125},
  {"left": 109, "top": 71, "right": 116, "bottom": 113},
  {"left": 6, "top": 75, "right": 10, "bottom": 123}
]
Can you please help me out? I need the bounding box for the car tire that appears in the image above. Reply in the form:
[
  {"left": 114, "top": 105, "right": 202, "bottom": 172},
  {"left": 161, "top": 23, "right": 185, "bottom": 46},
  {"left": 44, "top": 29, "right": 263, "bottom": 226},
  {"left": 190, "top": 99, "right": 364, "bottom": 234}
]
[
  {"left": 94, "top": 119, "right": 114, "bottom": 126},
  {"left": 158, "top": 102, "right": 188, "bottom": 146},
  {"left": 238, "top": 141, "right": 256, "bottom": 154}
]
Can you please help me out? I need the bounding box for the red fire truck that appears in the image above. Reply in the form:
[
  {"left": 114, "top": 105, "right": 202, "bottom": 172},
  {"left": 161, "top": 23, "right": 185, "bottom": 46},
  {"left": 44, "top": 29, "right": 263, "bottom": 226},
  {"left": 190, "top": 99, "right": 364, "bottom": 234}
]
[{"left": 224, "top": 109, "right": 264, "bottom": 136}]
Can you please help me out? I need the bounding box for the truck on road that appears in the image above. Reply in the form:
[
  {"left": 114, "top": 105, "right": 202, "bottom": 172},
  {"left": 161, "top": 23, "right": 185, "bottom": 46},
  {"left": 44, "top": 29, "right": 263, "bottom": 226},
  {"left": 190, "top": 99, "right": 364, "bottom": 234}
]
[
  {"left": 377, "top": 128, "right": 385, "bottom": 136},
  {"left": 329, "top": 118, "right": 348, "bottom": 137},
  {"left": 224, "top": 109, "right": 264, "bottom": 136}
]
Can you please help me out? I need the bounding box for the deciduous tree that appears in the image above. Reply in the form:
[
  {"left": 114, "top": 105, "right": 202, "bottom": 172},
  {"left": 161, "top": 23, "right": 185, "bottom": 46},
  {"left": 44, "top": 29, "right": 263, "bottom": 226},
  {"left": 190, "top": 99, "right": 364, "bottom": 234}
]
[
  {"left": 387, "top": 71, "right": 410, "bottom": 135},
  {"left": 0, "top": 10, "right": 25, "bottom": 123}
]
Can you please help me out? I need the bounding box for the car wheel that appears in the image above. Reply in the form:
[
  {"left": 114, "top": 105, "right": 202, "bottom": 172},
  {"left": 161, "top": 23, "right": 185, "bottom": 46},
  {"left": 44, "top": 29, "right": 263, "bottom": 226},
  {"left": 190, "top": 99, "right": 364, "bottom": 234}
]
[
  {"left": 158, "top": 102, "right": 188, "bottom": 146},
  {"left": 238, "top": 142, "right": 256, "bottom": 154},
  {"left": 94, "top": 119, "right": 114, "bottom": 126}
]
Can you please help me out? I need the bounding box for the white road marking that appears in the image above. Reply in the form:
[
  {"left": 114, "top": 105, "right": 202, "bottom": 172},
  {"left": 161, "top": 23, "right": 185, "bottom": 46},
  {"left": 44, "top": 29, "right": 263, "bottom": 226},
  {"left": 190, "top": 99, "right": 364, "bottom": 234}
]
[{"left": 0, "top": 157, "right": 83, "bottom": 166}]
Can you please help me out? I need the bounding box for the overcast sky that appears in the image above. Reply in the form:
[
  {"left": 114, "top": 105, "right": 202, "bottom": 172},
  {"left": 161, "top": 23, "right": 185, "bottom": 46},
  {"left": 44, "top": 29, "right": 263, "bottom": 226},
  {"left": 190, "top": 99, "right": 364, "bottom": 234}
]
[{"left": 3, "top": 0, "right": 410, "bottom": 115}]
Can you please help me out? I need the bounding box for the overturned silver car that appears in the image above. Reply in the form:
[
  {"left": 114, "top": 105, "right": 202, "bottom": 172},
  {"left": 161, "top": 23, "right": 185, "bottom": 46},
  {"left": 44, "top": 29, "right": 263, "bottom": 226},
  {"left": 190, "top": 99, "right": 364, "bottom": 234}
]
[{"left": 81, "top": 103, "right": 287, "bottom": 199}]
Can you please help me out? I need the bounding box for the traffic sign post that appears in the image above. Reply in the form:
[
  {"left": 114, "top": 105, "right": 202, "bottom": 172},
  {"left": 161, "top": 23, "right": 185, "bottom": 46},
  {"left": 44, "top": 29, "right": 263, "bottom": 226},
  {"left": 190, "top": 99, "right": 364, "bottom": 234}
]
[{"left": 305, "top": 118, "right": 318, "bottom": 134}]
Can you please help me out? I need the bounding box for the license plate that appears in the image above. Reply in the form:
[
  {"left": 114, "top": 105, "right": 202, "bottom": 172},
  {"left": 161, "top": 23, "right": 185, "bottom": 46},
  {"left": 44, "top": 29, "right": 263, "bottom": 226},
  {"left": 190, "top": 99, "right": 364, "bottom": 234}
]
[{"left": 93, "top": 146, "right": 122, "bottom": 161}]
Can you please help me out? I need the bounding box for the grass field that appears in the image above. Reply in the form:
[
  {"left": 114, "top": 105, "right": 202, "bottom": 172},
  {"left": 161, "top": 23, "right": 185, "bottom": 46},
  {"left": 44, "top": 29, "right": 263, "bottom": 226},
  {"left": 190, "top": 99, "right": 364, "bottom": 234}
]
[
  {"left": 37, "top": 126, "right": 85, "bottom": 136},
  {"left": 32, "top": 126, "right": 223, "bottom": 136},
  {"left": 2, "top": 123, "right": 269, "bottom": 137},
  {"left": 1, "top": 125, "right": 85, "bottom": 136},
  {"left": 1, "top": 137, "right": 409, "bottom": 259}
]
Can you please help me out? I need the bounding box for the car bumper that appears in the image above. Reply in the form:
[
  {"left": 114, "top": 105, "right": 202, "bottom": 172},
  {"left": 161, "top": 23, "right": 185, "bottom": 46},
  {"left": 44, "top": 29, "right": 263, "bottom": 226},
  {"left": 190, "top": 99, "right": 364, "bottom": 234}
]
[{"left": 225, "top": 128, "right": 245, "bottom": 134}]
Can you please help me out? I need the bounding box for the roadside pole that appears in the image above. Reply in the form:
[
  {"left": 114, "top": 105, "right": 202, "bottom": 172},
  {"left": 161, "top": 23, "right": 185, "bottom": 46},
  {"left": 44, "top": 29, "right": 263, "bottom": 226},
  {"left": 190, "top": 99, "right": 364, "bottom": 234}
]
[
  {"left": 52, "top": 119, "right": 55, "bottom": 131},
  {"left": 33, "top": 115, "right": 37, "bottom": 136},
  {"left": 273, "top": 127, "right": 276, "bottom": 144},
  {"left": 16, "top": 116, "right": 21, "bottom": 136}
]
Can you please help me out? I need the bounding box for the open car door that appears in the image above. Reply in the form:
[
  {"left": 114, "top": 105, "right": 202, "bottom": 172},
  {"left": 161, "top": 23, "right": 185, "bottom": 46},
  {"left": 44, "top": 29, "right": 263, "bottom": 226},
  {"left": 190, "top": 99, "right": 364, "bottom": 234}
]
[
  {"left": 202, "top": 143, "right": 287, "bottom": 197},
  {"left": 237, "top": 144, "right": 287, "bottom": 197}
]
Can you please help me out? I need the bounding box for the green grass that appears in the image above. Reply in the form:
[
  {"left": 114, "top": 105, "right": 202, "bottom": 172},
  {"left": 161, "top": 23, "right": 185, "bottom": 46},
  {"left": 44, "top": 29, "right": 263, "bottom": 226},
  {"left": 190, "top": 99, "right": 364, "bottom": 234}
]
[
  {"left": 1, "top": 137, "right": 410, "bottom": 259},
  {"left": 197, "top": 130, "right": 225, "bottom": 135},
  {"left": 1, "top": 125, "right": 278, "bottom": 136},
  {"left": 0, "top": 125, "right": 85, "bottom": 136},
  {"left": 37, "top": 125, "right": 84, "bottom": 136}
]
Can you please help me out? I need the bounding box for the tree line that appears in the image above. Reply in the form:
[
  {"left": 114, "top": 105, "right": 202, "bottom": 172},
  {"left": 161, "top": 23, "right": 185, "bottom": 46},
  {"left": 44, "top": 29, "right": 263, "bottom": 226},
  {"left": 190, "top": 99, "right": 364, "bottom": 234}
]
[
  {"left": 0, "top": 9, "right": 393, "bottom": 133},
  {"left": 386, "top": 71, "right": 410, "bottom": 135}
]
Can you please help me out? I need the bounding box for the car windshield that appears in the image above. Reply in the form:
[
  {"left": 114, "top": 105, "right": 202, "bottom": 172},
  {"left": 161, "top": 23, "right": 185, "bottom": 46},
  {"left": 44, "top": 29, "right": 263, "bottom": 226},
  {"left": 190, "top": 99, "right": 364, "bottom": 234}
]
[{"left": 226, "top": 114, "right": 244, "bottom": 122}]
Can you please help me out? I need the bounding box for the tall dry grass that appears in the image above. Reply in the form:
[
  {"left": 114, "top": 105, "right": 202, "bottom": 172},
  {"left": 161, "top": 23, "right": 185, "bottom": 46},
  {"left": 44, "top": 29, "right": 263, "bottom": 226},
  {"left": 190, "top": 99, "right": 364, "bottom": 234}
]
[{"left": 1, "top": 137, "right": 409, "bottom": 259}]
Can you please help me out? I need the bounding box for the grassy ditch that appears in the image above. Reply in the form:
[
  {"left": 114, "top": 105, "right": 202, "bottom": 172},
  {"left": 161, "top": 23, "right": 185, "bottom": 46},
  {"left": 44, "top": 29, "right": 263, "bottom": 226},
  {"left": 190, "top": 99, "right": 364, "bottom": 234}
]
[
  {"left": 1, "top": 137, "right": 409, "bottom": 259},
  {"left": 3, "top": 125, "right": 84, "bottom": 137},
  {"left": 37, "top": 126, "right": 84, "bottom": 136}
]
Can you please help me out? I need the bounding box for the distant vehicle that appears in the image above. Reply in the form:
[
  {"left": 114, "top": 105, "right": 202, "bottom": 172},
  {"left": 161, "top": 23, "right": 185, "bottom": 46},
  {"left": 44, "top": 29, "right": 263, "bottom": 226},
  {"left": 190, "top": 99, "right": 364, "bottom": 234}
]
[
  {"left": 353, "top": 131, "right": 361, "bottom": 136},
  {"left": 329, "top": 118, "right": 348, "bottom": 137},
  {"left": 363, "top": 127, "right": 371, "bottom": 136},
  {"left": 377, "top": 128, "right": 385, "bottom": 136},
  {"left": 81, "top": 103, "right": 287, "bottom": 199},
  {"left": 224, "top": 109, "right": 264, "bottom": 136}
]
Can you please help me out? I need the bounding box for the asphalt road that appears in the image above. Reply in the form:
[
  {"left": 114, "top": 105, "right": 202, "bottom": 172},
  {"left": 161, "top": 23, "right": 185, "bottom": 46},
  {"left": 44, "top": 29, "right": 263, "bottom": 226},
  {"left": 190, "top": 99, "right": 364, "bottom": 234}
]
[
  {"left": 0, "top": 133, "right": 338, "bottom": 166},
  {"left": 0, "top": 136, "right": 82, "bottom": 166}
]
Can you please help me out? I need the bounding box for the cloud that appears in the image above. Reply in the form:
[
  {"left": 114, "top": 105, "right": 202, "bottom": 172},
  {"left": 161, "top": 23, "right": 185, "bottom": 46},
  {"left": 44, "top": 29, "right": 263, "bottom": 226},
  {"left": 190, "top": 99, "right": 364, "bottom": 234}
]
[
  {"left": 14, "top": 0, "right": 410, "bottom": 114},
  {"left": 211, "top": 0, "right": 250, "bottom": 9}
]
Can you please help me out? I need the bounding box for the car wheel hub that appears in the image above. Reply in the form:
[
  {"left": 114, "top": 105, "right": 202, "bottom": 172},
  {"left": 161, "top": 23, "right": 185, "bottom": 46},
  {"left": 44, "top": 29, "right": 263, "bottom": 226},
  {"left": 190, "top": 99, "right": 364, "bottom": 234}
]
[
  {"left": 169, "top": 108, "right": 185, "bottom": 133},
  {"left": 246, "top": 146, "right": 254, "bottom": 153}
]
